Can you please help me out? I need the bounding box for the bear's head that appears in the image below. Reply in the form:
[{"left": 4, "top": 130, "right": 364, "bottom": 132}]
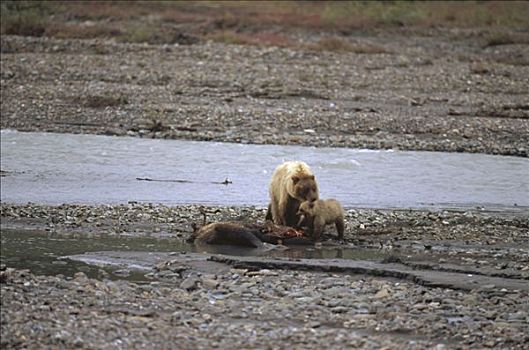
[{"left": 292, "top": 175, "right": 319, "bottom": 202}]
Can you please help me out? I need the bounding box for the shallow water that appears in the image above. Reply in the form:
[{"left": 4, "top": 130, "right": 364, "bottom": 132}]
[
  {"left": 0, "top": 229, "right": 387, "bottom": 279},
  {"left": 0, "top": 229, "right": 191, "bottom": 280},
  {"left": 1, "top": 130, "right": 528, "bottom": 209}
]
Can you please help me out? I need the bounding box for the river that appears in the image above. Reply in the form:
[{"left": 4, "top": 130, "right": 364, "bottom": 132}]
[{"left": 1, "top": 130, "right": 528, "bottom": 210}]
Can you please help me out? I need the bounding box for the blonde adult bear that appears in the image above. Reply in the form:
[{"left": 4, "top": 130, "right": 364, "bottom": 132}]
[
  {"left": 297, "top": 199, "right": 345, "bottom": 240},
  {"left": 266, "top": 161, "right": 319, "bottom": 227}
]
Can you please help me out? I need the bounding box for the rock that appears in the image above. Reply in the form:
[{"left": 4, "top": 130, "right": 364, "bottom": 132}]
[
  {"left": 201, "top": 277, "right": 219, "bottom": 289},
  {"left": 180, "top": 276, "right": 200, "bottom": 291},
  {"left": 374, "top": 288, "right": 390, "bottom": 299},
  {"left": 113, "top": 269, "right": 131, "bottom": 277}
]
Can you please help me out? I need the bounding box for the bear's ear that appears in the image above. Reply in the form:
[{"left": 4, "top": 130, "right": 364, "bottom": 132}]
[{"left": 292, "top": 176, "right": 300, "bottom": 184}]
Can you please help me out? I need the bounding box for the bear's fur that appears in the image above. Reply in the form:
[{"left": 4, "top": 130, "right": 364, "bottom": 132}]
[
  {"left": 297, "top": 199, "right": 345, "bottom": 240},
  {"left": 188, "top": 222, "right": 264, "bottom": 248},
  {"left": 266, "top": 161, "right": 319, "bottom": 227},
  {"left": 188, "top": 221, "right": 315, "bottom": 247}
]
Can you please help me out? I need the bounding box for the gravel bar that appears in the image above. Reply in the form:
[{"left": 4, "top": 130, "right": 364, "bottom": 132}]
[{"left": 2, "top": 203, "right": 529, "bottom": 349}]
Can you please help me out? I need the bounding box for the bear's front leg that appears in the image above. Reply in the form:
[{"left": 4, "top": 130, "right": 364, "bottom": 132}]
[
  {"left": 273, "top": 199, "right": 287, "bottom": 226},
  {"left": 284, "top": 197, "right": 302, "bottom": 228}
]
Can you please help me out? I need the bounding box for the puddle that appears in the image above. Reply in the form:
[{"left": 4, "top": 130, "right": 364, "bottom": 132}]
[
  {"left": 0, "top": 229, "right": 192, "bottom": 281},
  {"left": 1, "top": 229, "right": 387, "bottom": 280},
  {"left": 2, "top": 130, "right": 528, "bottom": 210}
]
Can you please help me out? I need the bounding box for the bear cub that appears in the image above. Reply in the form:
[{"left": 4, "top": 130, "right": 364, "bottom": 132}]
[{"left": 297, "top": 199, "right": 345, "bottom": 241}]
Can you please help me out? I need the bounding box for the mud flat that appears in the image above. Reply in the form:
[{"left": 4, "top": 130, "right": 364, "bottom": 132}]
[{"left": 2, "top": 203, "right": 529, "bottom": 349}]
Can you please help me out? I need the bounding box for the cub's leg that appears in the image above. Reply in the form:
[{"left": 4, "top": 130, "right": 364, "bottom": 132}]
[{"left": 312, "top": 217, "right": 325, "bottom": 241}]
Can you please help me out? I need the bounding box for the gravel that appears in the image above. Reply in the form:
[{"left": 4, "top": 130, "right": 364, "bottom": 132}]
[
  {"left": 2, "top": 203, "right": 529, "bottom": 348},
  {"left": 2, "top": 202, "right": 528, "bottom": 245},
  {"left": 2, "top": 263, "right": 528, "bottom": 349},
  {"left": 1, "top": 30, "right": 528, "bottom": 156}
]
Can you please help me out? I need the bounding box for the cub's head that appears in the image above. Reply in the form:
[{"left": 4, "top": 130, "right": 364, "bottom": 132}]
[
  {"left": 297, "top": 200, "right": 316, "bottom": 227},
  {"left": 297, "top": 200, "right": 316, "bottom": 216},
  {"left": 291, "top": 175, "right": 318, "bottom": 202}
]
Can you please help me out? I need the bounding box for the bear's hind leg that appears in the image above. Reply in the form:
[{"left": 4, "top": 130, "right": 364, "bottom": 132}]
[
  {"left": 265, "top": 203, "right": 273, "bottom": 221},
  {"left": 335, "top": 218, "right": 345, "bottom": 240}
]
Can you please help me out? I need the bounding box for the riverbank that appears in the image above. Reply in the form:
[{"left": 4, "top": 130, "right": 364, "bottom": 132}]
[
  {"left": 2, "top": 26, "right": 528, "bottom": 156},
  {"left": 2, "top": 203, "right": 528, "bottom": 348},
  {"left": 2, "top": 203, "right": 529, "bottom": 245}
]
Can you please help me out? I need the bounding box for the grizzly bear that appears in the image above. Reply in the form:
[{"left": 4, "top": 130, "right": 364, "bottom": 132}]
[
  {"left": 266, "top": 161, "right": 319, "bottom": 227},
  {"left": 188, "top": 222, "right": 264, "bottom": 248},
  {"left": 297, "top": 199, "right": 345, "bottom": 240}
]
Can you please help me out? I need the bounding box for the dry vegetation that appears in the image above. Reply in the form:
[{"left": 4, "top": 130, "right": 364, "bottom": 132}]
[
  {"left": 2, "top": 1, "right": 529, "bottom": 50},
  {"left": 484, "top": 31, "right": 529, "bottom": 48}
]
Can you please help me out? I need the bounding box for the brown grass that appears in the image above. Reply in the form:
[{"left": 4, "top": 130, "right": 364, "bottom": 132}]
[
  {"left": 1, "top": 1, "right": 50, "bottom": 36},
  {"left": 484, "top": 32, "right": 529, "bottom": 48},
  {"left": 55, "top": 1, "right": 152, "bottom": 21},
  {"left": 207, "top": 31, "right": 253, "bottom": 46},
  {"left": 207, "top": 1, "right": 529, "bottom": 30},
  {"left": 3, "top": 1, "right": 529, "bottom": 47},
  {"left": 47, "top": 23, "right": 122, "bottom": 40},
  {"left": 208, "top": 30, "right": 292, "bottom": 47}
]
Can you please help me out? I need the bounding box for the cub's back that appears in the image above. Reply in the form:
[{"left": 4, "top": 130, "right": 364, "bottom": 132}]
[{"left": 321, "top": 199, "right": 344, "bottom": 218}]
